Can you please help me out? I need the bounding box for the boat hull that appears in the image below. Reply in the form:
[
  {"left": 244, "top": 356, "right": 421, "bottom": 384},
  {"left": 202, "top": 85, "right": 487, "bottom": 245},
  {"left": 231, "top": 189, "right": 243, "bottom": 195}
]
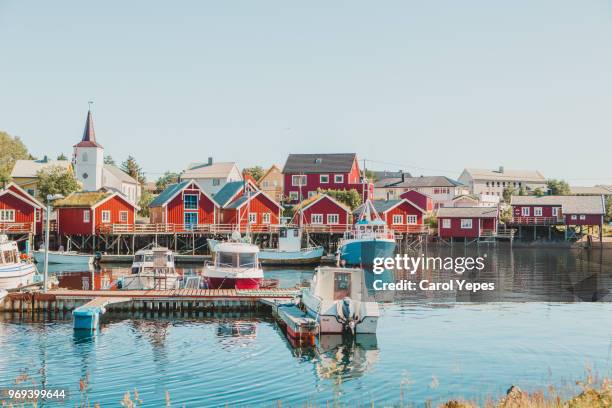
[
  {"left": 0, "top": 263, "right": 37, "bottom": 290},
  {"left": 205, "top": 276, "right": 262, "bottom": 290},
  {"left": 340, "top": 239, "right": 396, "bottom": 266},
  {"left": 33, "top": 251, "right": 93, "bottom": 265},
  {"left": 259, "top": 247, "right": 324, "bottom": 266}
]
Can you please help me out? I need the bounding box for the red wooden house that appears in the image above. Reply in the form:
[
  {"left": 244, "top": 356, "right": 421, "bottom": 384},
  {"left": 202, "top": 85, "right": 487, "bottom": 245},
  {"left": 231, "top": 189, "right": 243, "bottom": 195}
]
[
  {"left": 399, "top": 190, "right": 433, "bottom": 213},
  {"left": 214, "top": 181, "right": 282, "bottom": 232},
  {"left": 282, "top": 153, "right": 373, "bottom": 204},
  {"left": 54, "top": 191, "right": 137, "bottom": 235},
  {"left": 437, "top": 207, "right": 498, "bottom": 239},
  {"left": 355, "top": 199, "right": 427, "bottom": 233},
  {"left": 292, "top": 194, "right": 352, "bottom": 232},
  {"left": 0, "top": 182, "right": 44, "bottom": 234},
  {"left": 510, "top": 195, "right": 605, "bottom": 227},
  {"left": 149, "top": 180, "right": 218, "bottom": 230}
]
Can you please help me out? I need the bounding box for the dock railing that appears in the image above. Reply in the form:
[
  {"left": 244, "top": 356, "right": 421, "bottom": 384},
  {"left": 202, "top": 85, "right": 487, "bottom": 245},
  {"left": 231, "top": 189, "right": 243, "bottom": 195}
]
[
  {"left": 0, "top": 222, "right": 34, "bottom": 234},
  {"left": 509, "top": 216, "right": 563, "bottom": 225}
]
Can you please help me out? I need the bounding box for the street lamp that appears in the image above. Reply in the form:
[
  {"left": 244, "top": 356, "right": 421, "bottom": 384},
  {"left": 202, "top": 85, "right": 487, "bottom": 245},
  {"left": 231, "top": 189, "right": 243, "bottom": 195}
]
[{"left": 43, "top": 193, "right": 63, "bottom": 292}]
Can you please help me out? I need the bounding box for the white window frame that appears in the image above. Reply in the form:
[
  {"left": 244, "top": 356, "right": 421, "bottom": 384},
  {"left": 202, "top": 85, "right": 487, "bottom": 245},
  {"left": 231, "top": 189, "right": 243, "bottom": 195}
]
[
  {"left": 262, "top": 212, "right": 271, "bottom": 224},
  {"left": 289, "top": 191, "right": 299, "bottom": 201},
  {"left": 292, "top": 175, "right": 306, "bottom": 187},
  {"left": 327, "top": 214, "right": 339, "bottom": 225},
  {"left": 311, "top": 213, "right": 323, "bottom": 224},
  {"left": 308, "top": 191, "right": 316, "bottom": 198},
  {"left": 407, "top": 215, "right": 417, "bottom": 224},
  {"left": 83, "top": 210, "right": 91, "bottom": 223},
  {"left": 119, "top": 211, "right": 128, "bottom": 223},
  {"left": 571, "top": 214, "right": 577, "bottom": 220},
  {"left": 534, "top": 207, "right": 542, "bottom": 217},
  {"left": 101, "top": 210, "right": 111, "bottom": 223},
  {"left": 35, "top": 209, "right": 40, "bottom": 222},
  {"left": 392, "top": 214, "right": 403, "bottom": 225},
  {"left": 262, "top": 180, "right": 269, "bottom": 188},
  {"left": 0, "top": 209, "right": 15, "bottom": 222},
  {"left": 249, "top": 213, "right": 257, "bottom": 224},
  {"left": 320, "top": 174, "right": 329, "bottom": 184},
  {"left": 334, "top": 174, "right": 344, "bottom": 184},
  {"left": 442, "top": 219, "right": 451, "bottom": 229},
  {"left": 460, "top": 219, "right": 473, "bottom": 229},
  {"left": 521, "top": 207, "right": 530, "bottom": 216},
  {"left": 552, "top": 207, "right": 559, "bottom": 217},
  {"left": 212, "top": 178, "right": 221, "bottom": 186},
  {"left": 579, "top": 214, "right": 586, "bottom": 220}
]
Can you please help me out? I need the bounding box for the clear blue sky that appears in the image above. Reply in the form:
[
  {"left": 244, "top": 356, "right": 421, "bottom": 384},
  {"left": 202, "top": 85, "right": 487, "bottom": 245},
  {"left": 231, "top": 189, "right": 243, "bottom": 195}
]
[{"left": 1, "top": 1, "right": 611, "bottom": 184}]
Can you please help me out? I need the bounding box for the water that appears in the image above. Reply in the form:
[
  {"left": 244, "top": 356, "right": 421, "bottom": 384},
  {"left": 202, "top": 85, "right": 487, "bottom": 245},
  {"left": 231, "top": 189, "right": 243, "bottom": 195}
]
[{"left": 1, "top": 247, "right": 612, "bottom": 407}]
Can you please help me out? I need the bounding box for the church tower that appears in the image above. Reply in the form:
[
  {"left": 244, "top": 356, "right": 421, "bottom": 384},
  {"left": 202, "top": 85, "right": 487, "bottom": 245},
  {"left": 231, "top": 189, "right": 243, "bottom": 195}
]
[{"left": 73, "top": 109, "right": 104, "bottom": 191}]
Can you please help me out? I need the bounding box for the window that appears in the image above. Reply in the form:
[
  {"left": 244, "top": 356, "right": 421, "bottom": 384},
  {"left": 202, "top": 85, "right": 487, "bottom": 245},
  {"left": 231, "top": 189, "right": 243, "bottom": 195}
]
[
  {"left": 82, "top": 152, "right": 88, "bottom": 162},
  {"left": 308, "top": 191, "right": 316, "bottom": 198},
  {"left": 262, "top": 181, "right": 269, "bottom": 188},
  {"left": 407, "top": 215, "right": 417, "bottom": 224},
  {"left": 327, "top": 214, "right": 339, "bottom": 224},
  {"left": 292, "top": 175, "right": 306, "bottom": 187},
  {"left": 442, "top": 219, "right": 451, "bottom": 229},
  {"left": 184, "top": 212, "right": 198, "bottom": 229},
  {"left": 320, "top": 174, "right": 329, "bottom": 184},
  {"left": 119, "top": 211, "right": 128, "bottom": 222},
  {"left": 579, "top": 215, "right": 586, "bottom": 220},
  {"left": 35, "top": 209, "right": 40, "bottom": 222},
  {"left": 392, "top": 214, "right": 403, "bottom": 224},
  {"left": 83, "top": 210, "right": 90, "bottom": 223},
  {"left": 552, "top": 207, "right": 559, "bottom": 217},
  {"left": 27, "top": 189, "right": 35, "bottom": 196},
  {"left": 0, "top": 210, "right": 15, "bottom": 222},
  {"left": 521, "top": 207, "right": 530, "bottom": 216},
  {"left": 101, "top": 210, "right": 111, "bottom": 223},
  {"left": 571, "top": 215, "right": 577, "bottom": 220},
  {"left": 249, "top": 213, "right": 257, "bottom": 224},
  {"left": 184, "top": 194, "right": 198, "bottom": 210},
  {"left": 212, "top": 178, "right": 221, "bottom": 186},
  {"left": 334, "top": 174, "right": 344, "bottom": 183},
  {"left": 534, "top": 207, "right": 542, "bottom": 217},
  {"left": 289, "top": 191, "right": 299, "bottom": 201},
  {"left": 311, "top": 214, "right": 323, "bottom": 224},
  {"left": 460, "top": 219, "right": 473, "bottom": 229},
  {"left": 262, "top": 213, "right": 271, "bottom": 224}
]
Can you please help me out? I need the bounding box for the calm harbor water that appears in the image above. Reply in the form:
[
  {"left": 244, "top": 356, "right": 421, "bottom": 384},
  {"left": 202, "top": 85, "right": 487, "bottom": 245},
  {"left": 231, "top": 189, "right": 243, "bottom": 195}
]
[{"left": 1, "top": 246, "right": 612, "bottom": 407}]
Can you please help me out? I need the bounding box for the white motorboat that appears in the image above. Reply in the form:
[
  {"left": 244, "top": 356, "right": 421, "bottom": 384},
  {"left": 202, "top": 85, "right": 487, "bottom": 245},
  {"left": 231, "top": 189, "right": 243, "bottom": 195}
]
[
  {"left": 33, "top": 250, "right": 94, "bottom": 265},
  {"left": 301, "top": 266, "right": 379, "bottom": 334},
  {"left": 204, "top": 234, "right": 263, "bottom": 290},
  {"left": 118, "top": 247, "right": 179, "bottom": 290},
  {"left": 0, "top": 235, "right": 37, "bottom": 290}
]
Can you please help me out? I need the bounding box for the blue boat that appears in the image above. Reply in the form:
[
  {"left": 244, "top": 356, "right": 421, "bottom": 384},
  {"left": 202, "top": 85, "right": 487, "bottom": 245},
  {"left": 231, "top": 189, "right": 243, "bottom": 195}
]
[
  {"left": 339, "top": 201, "right": 397, "bottom": 266},
  {"left": 259, "top": 227, "right": 324, "bottom": 266}
]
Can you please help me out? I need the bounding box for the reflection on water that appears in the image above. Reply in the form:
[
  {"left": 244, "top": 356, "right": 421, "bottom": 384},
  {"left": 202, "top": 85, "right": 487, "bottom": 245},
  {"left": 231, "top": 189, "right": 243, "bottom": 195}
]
[{"left": 2, "top": 247, "right": 611, "bottom": 406}]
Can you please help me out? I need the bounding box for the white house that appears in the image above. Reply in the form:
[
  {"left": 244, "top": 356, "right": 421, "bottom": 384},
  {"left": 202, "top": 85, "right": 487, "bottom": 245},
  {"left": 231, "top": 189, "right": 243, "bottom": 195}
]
[
  {"left": 10, "top": 157, "right": 73, "bottom": 198},
  {"left": 180, "top": 158, "right": 242, "bottom": 196},
  {"left": 458, "top": 166, "right": 546, "bottom": 197}
]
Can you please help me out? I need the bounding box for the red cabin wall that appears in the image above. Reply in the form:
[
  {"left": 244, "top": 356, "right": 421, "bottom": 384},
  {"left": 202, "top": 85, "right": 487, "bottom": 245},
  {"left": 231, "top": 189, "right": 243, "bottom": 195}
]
[
  {"left": 237, "top": 194, "right": 280, "bottom": 227},
  {"left": 57, "top": 208, "right": 93, "bottom": 235},
  {"left": 438, "top": 217, "right": 482, "bottom": 238},
  {"left": 512, "top": 205, "right": 560, "bottom": 218},
  {"left": 0, "top": 193, "right": 36, "bottom": 232},
  {"left": 94, "top": 196, "right": 135, "bottom": 231},
  {"left": 165, "top": 189, "right": 216, "bottom": 226},
  {"left": 301, "top": 197, "right": 349, "bottom": 225},
  {"left": 565, "top": 214, "right": 603, "bottom": 226},
  {"left": 383, "top": 201, "right": 423, "bottom": 228},
  {"left": 400, "top": 190, "right": 433, "bottom": 212}
]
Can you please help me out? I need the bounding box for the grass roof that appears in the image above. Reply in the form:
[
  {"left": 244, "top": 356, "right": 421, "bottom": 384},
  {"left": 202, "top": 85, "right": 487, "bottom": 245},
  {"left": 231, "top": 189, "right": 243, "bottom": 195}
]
[{"left": 53, "top": 191, "right": 111, "bottom": 208}]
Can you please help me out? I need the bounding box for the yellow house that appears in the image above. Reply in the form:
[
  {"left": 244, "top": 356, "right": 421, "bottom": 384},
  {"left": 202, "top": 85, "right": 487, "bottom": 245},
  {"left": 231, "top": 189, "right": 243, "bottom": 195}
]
[
  {"left": 10, "top": 157, "right": 73, "bottom": 199},
  {"left": 258, "top": 164, "right": 284, "bottom": 202}
]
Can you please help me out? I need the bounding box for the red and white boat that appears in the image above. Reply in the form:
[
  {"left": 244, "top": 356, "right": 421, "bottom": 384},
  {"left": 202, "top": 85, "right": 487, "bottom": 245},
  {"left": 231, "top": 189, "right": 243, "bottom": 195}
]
[{"left": 204, "top": 240, "right": 263, "bottom": 290}]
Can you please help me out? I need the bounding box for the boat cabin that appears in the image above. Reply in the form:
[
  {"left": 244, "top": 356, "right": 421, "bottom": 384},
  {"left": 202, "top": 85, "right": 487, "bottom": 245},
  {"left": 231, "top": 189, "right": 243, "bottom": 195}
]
[
  {"left": 132, "top": 247, "right": 175, "bottom": 274},
  {"left": 0, "top": 235, "right": 20, "bottom": 265},
  {"left": 212, "top": 242, "right": 260, "bottom": 269},
  {"left": 309, "top": 267, "right": 367, "bottom": 303}
]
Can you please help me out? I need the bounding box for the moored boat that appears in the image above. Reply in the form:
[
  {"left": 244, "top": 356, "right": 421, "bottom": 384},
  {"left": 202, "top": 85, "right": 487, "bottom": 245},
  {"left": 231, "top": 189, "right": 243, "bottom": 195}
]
[
  {"left": 259, "top": 227, "right": 324, "bottom": 266},
  {"left": 204, "top": 237, "right": 263, "bottom": 290},
  {"left": 0, "top": 235, "right": 37, "bottom": 290},
  {"left": 0, "top": 288, "right": 7, "bottom": 303},
  {"left": 301, "top": 266, "right": 379, "bottom": 334},
  {"left": 118, "top": 246, "right": 179, "bottom": 290},
  {"left": 33, "top": 250, "right": 94, "bottom": 265}
]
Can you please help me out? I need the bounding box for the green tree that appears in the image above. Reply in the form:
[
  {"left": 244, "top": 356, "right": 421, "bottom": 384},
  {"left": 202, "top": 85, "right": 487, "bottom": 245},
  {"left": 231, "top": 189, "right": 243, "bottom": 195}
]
[
  {"left": 56, "top": 153, "right": 68, "bottom": 161},
  {"left": 104, "top": 155, "right": 116, "bottom": 165},
  {"left": 499, "top": 205, "right": 513, "bottom": 224},
  {"left": 518, "top": 186, "right": 526, "bottom": 196},
  {"left": 0, "top": 130, "right": 31, "bottom": 184},
  {"left": 36, "top": 165, "right": 81, "bottom": 203},
  {"left": 243, "top": 166, "right": 265, "bottom": 181},
  {"left": 605, "top": 196, "right": 612, "bottom": 223},
  {"left": 317, "top": 188, "right": 362, "bottom": 210},
  {"left": 364, "top": 170, "right": 377, "bottom": 182},
  {"left": 502, "top": 186, "right": 515, "bottom": 203},
  {"left": 137, "top": 190, "right": 154, "bottom": 217},
  {"left": 121, "top": 156, "right": 146, "bottom": 184},
  {"left": 546, "top": 179, "right": 571, "bottom": 196},
  {"left": 533, "top": 187, "right": 545, "bottom": 197},
  {"left": 156, "top": 171, "right": 180, "bottom": 192}
]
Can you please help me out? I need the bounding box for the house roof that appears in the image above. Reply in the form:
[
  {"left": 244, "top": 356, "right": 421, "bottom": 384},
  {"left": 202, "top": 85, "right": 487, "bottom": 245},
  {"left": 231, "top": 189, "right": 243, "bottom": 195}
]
[
  {"left": 103, "top": 164, "right": 138, "bottom": 185},
  {"left": 4, "top": 182, "right": 44, "bottom": 208},
  {"left": 436, "top": 207, "right": 499, "bottom": 218},
  {"left": 10, "top": 159, "right": 72, "bottom": 179},
  {"left": 213, "top": 181, "right": 245, "bottom": 207},
  {"left": 0, "top": 189, "right": 41, "bottom": 209},
  {"left": 282, "top": 153, "right": 357, "bottom": 174},
  {"left": 354, "top": 199, "right": 426, "bottom": 215},
  {"left": 510, "top": 195, "right": 605, "bottom": 214},
  {"left": 462, "top": 168, "right": 545, "bottom": 182},
  {"left": 293, "top": 194, "right": 351, "bottom": 214},
  {"left": 569, "top": 186, "right": 612, "bottom": 196},
  {"left": 74, "top": 110, "right": 103, "bottom": 148},
  {"left": 149, "top": 181, "right": 189, "bottom": 208},
  {"left": 53, "top": 191, "right": 111, "bottom": 208},
  {"left": 182, "top": 162, "right": 239, "bottom": 179},
  {"left": 375, "top": 176, "right": 463, "bottom": 188}
]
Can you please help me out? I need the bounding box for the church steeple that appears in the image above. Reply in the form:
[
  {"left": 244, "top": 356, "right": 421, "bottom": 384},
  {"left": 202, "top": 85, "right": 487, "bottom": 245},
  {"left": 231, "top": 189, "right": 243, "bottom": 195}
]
[
  {"left": 74, "top": 107, "right": 103, "bottom": 148},
  {"left": 73, "top": 103, "right": 104, "bottom": 191}
]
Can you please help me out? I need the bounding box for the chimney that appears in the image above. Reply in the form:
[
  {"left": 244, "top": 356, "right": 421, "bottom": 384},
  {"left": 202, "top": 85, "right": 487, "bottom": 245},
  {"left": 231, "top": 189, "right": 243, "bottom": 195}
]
[
  {"left": 208, "top": 157, "right": 213, "bottom": 165},
  {"left": 400, "top": 170, "right": 405, "bottom": 183},
  {"left": 499, "top": 166, "right": 504, "bottom": 173}
]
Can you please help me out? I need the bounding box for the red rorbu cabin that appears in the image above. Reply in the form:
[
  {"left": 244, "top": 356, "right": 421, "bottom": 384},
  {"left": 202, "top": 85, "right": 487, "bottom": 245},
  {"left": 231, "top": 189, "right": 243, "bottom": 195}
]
[
  {"left": 292, "top": 194, "right": 352, "bottom": 233},
  {"left": 54, "top": 191, "right": 137, "bottom": 235},
  {"left": 149, "top": 180, "right": 218, "bottom": 230},
  {"left": 510, "top": 195, "right": 605, "bottom": 226},
  {"left": 399, "top": 190, "right": 433, "bottom": 213},
  {"left": 355, "top": 199, "right": 426, "bottom": 233},
  {"left": 436, "top": 207, "right": 499, "bottom": 240},
  {"left": 0, "top": 182, "right": 44, "bottom": 235}
]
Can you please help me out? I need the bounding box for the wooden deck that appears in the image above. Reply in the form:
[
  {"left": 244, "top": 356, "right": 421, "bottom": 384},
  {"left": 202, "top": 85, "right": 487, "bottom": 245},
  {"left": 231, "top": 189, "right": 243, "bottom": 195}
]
[{"left": 49, "top": 288, "right": 299, "bottom": 300}]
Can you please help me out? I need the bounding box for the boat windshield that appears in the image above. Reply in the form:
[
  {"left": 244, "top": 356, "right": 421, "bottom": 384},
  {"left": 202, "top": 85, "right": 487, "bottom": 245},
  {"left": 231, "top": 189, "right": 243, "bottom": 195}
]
[
  {"left": 144, "top": 254, "right": 154, "bottom": 263},
  {"left": 134, "top": 254, "right": 144, "bottom": 262},
  {"left": 217, "top": 251, "right": 257, "bottom": 268},
  {"left": 1, "top": 249, "right": 18, "bottom": 265}
]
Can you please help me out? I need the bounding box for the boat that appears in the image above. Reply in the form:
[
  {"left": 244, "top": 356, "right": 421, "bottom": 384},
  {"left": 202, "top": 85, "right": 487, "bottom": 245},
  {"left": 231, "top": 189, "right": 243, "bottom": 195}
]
[
  {"left": 259, "top": 226, "right": 324, "bottom": 266},
  {"left": 0, "top": 288, "right": 7, "bottom": 303},
  {"left": 203, "top": 234, "right": 263, "bottom": 290},
  {"left": 118, "top": 246, "right": 179, "bottom": 290},
  {"left": 272, "top": 299, "right": 319, "bottom": 346},
  {"left": 301, "top": 266, "right": 379, "bottom": 334},
  {"left": 339, "top": 200, "right": 396, "bottom": 266},
  {"left": 33, "top": 250, "right": 94, "bottom": 265},
  {"left": 0, "top": 235, "right": 37, "bottom": 290}
]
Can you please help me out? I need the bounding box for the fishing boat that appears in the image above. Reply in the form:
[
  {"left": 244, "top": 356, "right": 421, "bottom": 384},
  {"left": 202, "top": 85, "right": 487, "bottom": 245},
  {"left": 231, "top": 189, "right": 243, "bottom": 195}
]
[
  {"left": 339, "top": 200, "right": 396, "bottom": 266},
  {"left": 33, "top": 250, "right": 94, "bottom": 265},
  {"left": 259, "top": 227, "right": 324, "bottom": 266},
  {"left": 301, "top": 266, "right": 379, "bottom": 334},
  {"left": 118, "top": 246, "right": 179, "bottom": 290},
  {"left": 204, "top": 233, "right": 263, "bottom": 290},
  {"left": 0, "top": 235, "right": 37, "bottom": 290}
]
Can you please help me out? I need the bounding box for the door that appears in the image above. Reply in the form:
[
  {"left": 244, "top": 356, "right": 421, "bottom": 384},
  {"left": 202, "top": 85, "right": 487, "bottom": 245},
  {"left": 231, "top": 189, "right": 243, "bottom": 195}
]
[
  {"left": 184, "top": 212, "right": 198, "bottom": 230},
  {"left": 333, "top": 272, "right": 352, "bottom": 300}
]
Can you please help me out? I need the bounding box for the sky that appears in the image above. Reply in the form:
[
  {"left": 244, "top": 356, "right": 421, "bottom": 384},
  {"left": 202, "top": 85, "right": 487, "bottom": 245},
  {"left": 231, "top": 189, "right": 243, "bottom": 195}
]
[{"left": 1, "top": 1, "right": 611, "bottom": 184}]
